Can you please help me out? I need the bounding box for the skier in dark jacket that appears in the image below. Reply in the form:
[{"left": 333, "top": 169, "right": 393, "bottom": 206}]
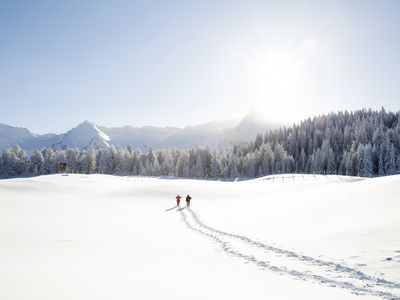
[
  {"left": 176, "top": 194, "right": 182, "bottom": 206},
  {"left": 186, "top": 194, "right": 192, "bottom": 207}
]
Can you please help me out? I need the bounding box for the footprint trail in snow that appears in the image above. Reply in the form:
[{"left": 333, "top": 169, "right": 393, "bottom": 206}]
[{"left": 180, "top": 208, "right": 400, "bottom": 300}]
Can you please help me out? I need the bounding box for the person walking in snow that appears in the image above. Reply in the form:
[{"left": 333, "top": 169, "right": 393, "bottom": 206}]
[
  {"left": 186, "top": 194, "right": 192, "bottom": 207},
  {"left": 176, "top": 194, "right": 182, "bottom": 206}
]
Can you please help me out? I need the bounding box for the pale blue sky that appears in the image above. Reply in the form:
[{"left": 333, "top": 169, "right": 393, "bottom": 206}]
[{"left": 0, "top": 0, "right": 399, "bottom": 133}]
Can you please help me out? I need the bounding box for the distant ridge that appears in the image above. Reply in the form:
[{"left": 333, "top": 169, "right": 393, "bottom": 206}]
[{"left": 0, "top": 113, "right": 280, "bottom": 153}]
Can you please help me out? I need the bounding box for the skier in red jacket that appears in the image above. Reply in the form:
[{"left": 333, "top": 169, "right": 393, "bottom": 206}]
[{"left": 176, "top": 194, "right": 182, "bottom": 206}]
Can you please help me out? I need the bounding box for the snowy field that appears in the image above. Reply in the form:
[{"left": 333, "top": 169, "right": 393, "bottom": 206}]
[{"left": 0, "top": 174, "right": 400, "bottom": 300}]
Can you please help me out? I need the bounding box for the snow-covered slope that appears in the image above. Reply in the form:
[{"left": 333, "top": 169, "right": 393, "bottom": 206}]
[
  {"left": 226, "top": 110, "right": 280, "bottom": 142},
  {"left": 0, "top": 174, "right": 399, "bottom": 300},
  {"left": 156, "top": 120, "right": 240, "bottom": 148},
  {"left": 99, "top": 125, "right": 182, "bottom": 149},
  {"left": 20, "top": 133, "right": 60, "bottom": 152},
  {"left": 99, "top": 116, "right": 269, "bottom": 149},
  {"left": 0, "top": 123, "right": 35, "bottom": 149},
  {"left": 52, "top": 121, "right": 110, "bottom": 149}
]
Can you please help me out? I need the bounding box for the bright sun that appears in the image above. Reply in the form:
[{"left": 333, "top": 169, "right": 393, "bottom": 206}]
[
  {"left": 238, "top": 37, "right": 316, "bottom": 122},
  {"left": 257, "top": 51, "right": 302, "bottom": 96},
  {"left": 259, "top": 57, "right": 303, "bottom": 122}
]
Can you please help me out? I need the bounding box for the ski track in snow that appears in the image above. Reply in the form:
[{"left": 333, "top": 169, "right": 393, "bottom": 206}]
[{"left": 178, "top": 207, "right": 400, "bottom": 300}]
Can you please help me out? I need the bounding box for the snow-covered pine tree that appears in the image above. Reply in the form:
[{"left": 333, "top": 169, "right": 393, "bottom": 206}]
[
  {"left": 194, "top": 154, "right": 204, "bottom": 178},
  {"left": 210, "top": 156, "right": 222, "bottom": 178},
  {"left": 357, "top": 144, "right": 373, "bottom": 177}
]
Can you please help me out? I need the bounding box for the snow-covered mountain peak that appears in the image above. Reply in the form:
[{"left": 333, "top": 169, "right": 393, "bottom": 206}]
[
  {"left": 241, "top": 110, "right": 268, "bottom": 124},
  {"left": 52, "top": 121, "right": 110, "bottom": 149},
  {"left": 73, "top": 121, "right": 110, "bottom": 142}
]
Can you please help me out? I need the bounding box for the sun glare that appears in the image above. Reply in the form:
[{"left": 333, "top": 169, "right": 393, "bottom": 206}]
[
  {"left": 257, "top": 51, "right": 302, "bottom": 95},
  {"left": 237, "top": 37, "right": 316, "bottom": 123}
]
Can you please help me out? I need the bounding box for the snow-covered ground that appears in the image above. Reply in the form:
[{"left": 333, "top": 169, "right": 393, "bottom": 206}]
[{"left": 0, "top": 174, "right": 399, "bottom": 300}]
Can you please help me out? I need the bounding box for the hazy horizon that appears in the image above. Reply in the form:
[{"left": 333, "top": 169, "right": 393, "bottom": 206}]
[
  {"left": 1, "top": 1, "right": 400, "bottom": 134},
  {"left": 3, "top": 107, "right": 398, "bottom": 136},
  {"left": 0, "top": 109, "right": 264, "bottom": 134}
]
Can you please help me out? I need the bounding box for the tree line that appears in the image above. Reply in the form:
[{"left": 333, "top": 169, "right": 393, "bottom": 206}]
[{"left": 1, "top": 108, "right": 399, "bottom": 178}]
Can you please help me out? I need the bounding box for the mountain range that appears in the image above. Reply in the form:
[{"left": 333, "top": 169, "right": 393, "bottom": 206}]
[{"left": 0, "top": 112, "right": 280, "bottom": 154}]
